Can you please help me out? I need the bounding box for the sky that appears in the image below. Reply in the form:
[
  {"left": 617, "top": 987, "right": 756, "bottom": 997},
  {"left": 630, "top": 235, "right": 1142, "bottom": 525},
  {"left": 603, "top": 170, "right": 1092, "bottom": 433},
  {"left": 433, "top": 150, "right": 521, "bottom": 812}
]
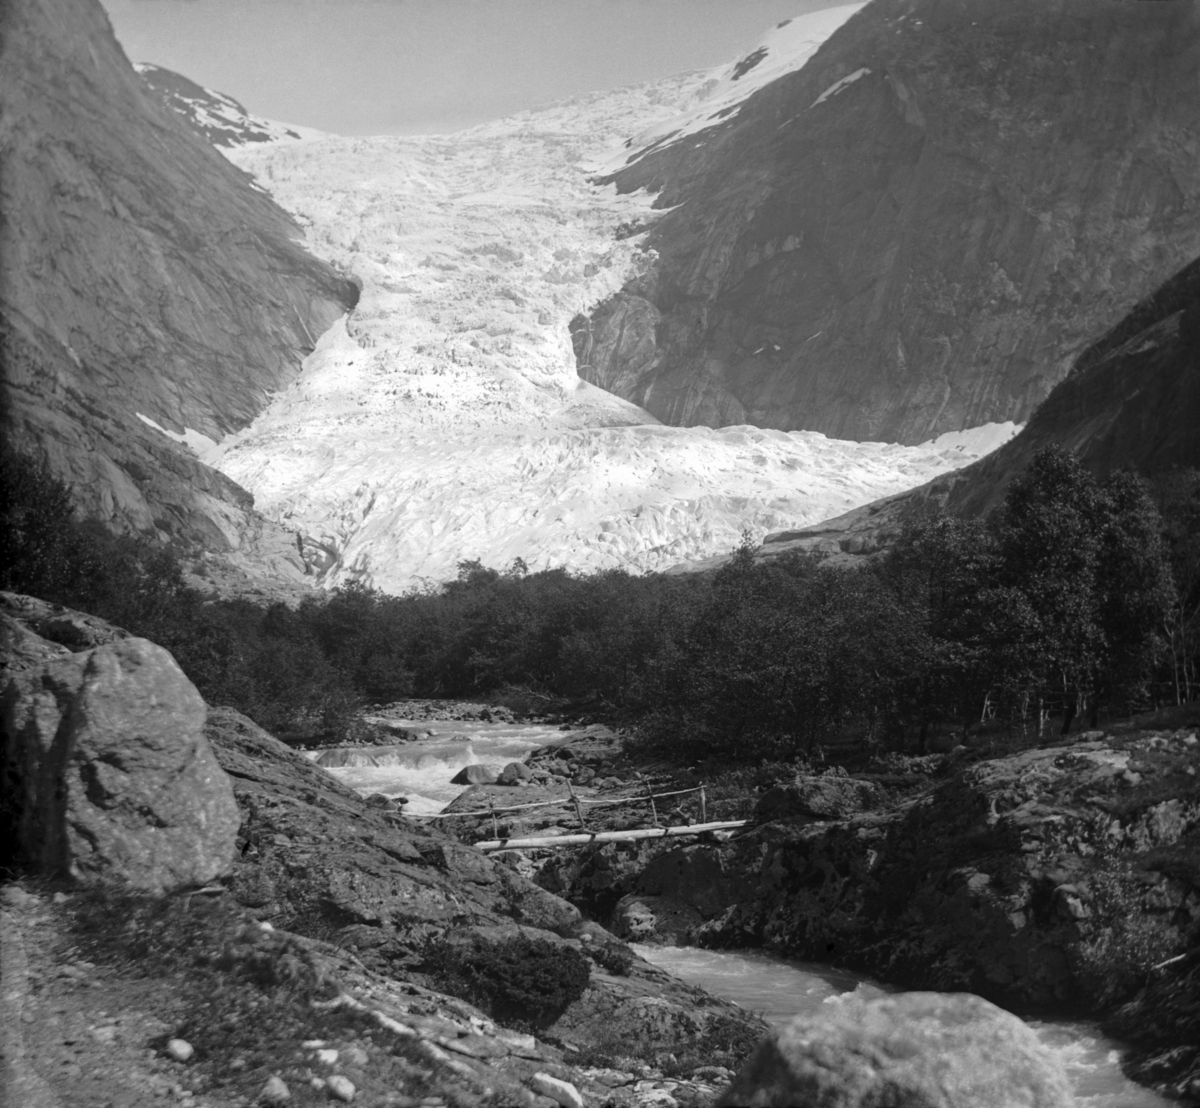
[{"left": 101, "top": 0, "right": 847, "bottom": 136}]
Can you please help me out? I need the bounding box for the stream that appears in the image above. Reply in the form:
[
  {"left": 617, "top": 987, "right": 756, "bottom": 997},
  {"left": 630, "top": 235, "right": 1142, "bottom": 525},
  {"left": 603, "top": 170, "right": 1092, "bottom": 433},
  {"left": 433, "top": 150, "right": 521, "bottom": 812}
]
[{"left": 316, "top": 721, "right": 1170, "bottom": 1106}]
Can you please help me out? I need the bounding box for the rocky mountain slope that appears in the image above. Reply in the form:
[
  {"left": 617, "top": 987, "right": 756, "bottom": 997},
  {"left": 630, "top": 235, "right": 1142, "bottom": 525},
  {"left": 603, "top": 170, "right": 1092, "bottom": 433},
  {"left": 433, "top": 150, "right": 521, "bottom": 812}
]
[
  {"left": 748, "top": 250, "right": 1200, "bottom": 562},
  {"left": 579, "top": 0, "right": 1200, "bottom": 445},
  {"left": 0, "top": 0, "right": 356, "bottom": 574}
]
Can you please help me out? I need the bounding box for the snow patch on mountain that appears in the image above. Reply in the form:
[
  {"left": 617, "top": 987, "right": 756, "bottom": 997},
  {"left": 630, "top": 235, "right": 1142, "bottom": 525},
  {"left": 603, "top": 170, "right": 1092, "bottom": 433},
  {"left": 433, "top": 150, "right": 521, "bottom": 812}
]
[
  {"left": 593, "top": 4, "right": 865, "bottom": 174},
  {"left": 195, "top": 21, "right": 1011, "bottom": 594},
  {"left": 136, "top": 63, "right": 326, "bottom": 148},
  {"left": 811, "top": 66, "right": 872, "bottom": 108}
]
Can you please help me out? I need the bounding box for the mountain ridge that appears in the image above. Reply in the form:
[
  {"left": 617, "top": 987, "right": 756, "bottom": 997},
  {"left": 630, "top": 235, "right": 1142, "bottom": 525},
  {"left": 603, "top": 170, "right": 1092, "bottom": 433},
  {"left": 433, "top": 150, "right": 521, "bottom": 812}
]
[{"left": 578, "top": 0, "right": 1200, "bottom": 445}]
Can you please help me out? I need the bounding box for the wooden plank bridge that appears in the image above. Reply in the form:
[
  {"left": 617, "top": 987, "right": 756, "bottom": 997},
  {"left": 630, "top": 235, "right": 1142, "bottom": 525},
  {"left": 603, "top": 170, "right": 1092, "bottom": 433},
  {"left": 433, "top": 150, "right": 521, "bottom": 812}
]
[{"left": 411, "top": 781, "right": 747, "bottom": 852}]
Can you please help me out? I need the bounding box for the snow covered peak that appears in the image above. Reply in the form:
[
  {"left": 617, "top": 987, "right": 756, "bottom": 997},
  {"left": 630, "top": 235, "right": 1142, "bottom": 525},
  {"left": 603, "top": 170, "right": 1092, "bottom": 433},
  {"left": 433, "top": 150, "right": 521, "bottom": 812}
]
[
  {"left": 595, "top": 4, "right": 865, "bottom": 174},
  {"left": 136, "top": 63, "right": 326, "bottom": 149}
]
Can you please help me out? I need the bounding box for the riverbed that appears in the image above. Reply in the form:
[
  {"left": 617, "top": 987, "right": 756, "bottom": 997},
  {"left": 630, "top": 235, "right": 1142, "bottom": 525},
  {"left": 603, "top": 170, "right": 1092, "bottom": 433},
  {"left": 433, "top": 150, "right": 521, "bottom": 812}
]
[
  {"left": 311, "top": 717, "right": 570, "bottom": 814},
  {"left": 634, "top": 945, "right": 1171, "bottom": 1107},
  {"left": 316, "top": 720, "right": 1170, "bottom": 1105}
]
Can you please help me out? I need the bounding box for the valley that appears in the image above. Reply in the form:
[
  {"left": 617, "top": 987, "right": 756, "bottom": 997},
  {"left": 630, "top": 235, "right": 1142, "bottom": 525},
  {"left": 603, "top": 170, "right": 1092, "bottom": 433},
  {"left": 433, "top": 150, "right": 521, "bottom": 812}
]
[{"left": 3, "top": 0, "right": 1199, "bottom": 1105}]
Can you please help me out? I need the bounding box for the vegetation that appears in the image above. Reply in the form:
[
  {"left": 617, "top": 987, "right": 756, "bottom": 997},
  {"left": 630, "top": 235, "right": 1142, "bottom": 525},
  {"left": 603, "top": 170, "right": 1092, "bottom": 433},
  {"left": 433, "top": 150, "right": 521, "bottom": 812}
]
[
  {"left": 3, "top": 444, "right": 1199, "bottom": 759},
  {"left": 421, "top": 932, "right": 590, "bottom": 1030}
]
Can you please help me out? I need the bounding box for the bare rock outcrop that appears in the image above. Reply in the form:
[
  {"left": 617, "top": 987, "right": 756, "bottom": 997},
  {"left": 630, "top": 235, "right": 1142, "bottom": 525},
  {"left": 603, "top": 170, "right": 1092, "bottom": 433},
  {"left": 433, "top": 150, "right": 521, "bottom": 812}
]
[
  {"left": 716, "top": 992, "right": 1074, "bottom": 1108},
  {"left": 1, "top": 599, "right": 238, "bottom": 892},
  {"left": 0, "top": 0, "right": 357, "bottom": 558},
  {"left": 579, "top": 0, "right": 1200, "bottom": 445}
]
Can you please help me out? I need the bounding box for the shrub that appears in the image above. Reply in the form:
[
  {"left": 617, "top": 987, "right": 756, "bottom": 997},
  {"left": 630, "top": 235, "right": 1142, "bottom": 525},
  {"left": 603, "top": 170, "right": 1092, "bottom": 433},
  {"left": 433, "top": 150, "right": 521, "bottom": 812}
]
[{"left": 422, "top": 931, "right": 589, "bottom": 1029}]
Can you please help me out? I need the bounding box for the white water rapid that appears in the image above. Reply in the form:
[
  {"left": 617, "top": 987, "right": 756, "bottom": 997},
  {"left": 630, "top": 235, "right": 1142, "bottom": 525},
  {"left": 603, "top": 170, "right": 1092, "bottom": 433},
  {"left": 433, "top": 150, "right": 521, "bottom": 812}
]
[{"left": 310, "top": 719, "right": 569, "bottom": 815}]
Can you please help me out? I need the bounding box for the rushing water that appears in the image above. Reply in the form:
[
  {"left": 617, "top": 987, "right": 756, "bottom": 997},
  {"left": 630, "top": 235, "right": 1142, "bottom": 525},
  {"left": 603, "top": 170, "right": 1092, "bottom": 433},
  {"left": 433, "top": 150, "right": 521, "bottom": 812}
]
[
  {"left": 634, "top": 945, "right": 1171, "bottom": 1107},
  {"left": 311, "top": 718, "right": 570, "bottom": 815},
  {"left": 317, "top": 722, "right": 1169, "bottom": 1105}
]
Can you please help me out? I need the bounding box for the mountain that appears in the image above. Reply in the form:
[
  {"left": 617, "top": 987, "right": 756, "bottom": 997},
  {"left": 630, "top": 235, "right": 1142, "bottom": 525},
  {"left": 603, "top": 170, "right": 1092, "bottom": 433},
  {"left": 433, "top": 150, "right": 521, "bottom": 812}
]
[
  {"left": 136, "top": 63, "right": 326, "bottom": 148},
  {"left": 577, "top": 0, "right": 1200, "bottom": 445},
  {"left": 0, "top": 0, "right": 356, "bottom": 580},
  {"left": 196, "top": 59, "right": 1012, "bottom": 593},
  {"left": 753, "top": 251, "right": 1200, "bottom": 562}
]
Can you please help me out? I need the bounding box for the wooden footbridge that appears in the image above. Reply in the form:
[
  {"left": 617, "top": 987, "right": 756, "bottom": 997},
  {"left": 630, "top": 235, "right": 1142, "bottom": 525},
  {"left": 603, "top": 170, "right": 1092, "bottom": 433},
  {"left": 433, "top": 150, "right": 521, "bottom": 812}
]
[{"left": 412, "top": 782, "right": 746, "bottom": 853}]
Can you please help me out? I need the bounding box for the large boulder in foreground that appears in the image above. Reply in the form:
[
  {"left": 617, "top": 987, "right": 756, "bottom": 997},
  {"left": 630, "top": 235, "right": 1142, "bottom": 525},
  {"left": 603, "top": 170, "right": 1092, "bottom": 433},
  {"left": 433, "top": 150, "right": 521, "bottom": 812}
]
[
  {"left": 717, "top": 992, "right": 1074, "bottom": 1108},
  {"left": 1, "top": 599, "right": 238, "bottom": 892}
]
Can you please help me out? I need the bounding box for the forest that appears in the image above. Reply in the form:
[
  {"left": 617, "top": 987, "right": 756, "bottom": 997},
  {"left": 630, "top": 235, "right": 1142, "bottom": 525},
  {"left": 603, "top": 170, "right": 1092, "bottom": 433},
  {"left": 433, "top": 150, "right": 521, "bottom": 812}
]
[{"left": 3, "top": 446, "right": 1198, "bottom": 763}]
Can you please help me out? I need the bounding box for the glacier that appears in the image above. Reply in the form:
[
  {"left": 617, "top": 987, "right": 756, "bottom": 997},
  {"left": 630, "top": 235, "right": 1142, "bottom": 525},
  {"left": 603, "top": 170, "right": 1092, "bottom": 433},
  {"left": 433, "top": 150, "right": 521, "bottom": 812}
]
[{"left": 181, "top": 9, "right": 1016, "bottom": 595}]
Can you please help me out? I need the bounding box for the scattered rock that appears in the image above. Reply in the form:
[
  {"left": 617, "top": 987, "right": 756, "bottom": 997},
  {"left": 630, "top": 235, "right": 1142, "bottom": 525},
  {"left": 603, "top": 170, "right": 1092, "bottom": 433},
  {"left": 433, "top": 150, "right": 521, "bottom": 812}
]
[
  {"left": 259, "top": 1075, "right": 291, "bottom": 1105},
  {"left": 530, "top": 1072, "right": 584, "bottom": 1108},
  {"left": 165, "top": 1038, "right": 194, "bottom": 1063},
  {"left": 325, "top": 1074, "right": 355, "bottom": 1102},
  {"left": 754, "top": 774, "right": 879, "bottom": 823},
  {"left": 499, "top": 762, "right": 534, "bottom": 785},
  {"left": 716, "top": 992, "right": 1073, "bottom": 1108},
  {"left": 450, "top": 764, "right": 499, "bottom": 786}
]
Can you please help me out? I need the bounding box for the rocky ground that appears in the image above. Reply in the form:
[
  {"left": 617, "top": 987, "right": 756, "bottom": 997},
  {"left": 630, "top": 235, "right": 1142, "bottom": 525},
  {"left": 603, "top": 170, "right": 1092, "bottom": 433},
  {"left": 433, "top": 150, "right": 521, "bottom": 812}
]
[
  {"left": 0, "top": 596, "right": 766, "bottom": 1108},
  {"left": 532, "top": 718, "right": 1200, "bottom": 1105}
]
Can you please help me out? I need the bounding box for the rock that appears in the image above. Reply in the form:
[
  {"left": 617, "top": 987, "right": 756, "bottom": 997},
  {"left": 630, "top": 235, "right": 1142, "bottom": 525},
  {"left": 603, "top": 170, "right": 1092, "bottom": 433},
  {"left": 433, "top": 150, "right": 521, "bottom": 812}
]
[
  {"left": 583, "top": 1, "right": 1200, "bottom": 448},
  {"left": 325, "top": 1075, "right": 355, "bottom": 1102},
  {"left": 166, "top": 1038, "right": 195, "bottom": 1063},
  {"left": 201, "top": 705, "right": 764, "bottom": 1070},
  {"left": 259, "top": 1075, "right": 291, "bottom": 1105},
  {"left": 1, "top": 611, "right": 240, "bottom": 893},
  {"left": 450, "top": 764, "right": 499, "bottom": 785},
  {"left": 755, "top": 775, "right": 878, "bottom": 823},
  {"left": 1, "top": 0, "right": 356, "bottom": 557},
  {"left": 499, "top": 761, "right": 534, "bottom": 785},
  {"left": 315, "top": 1048, "right": 339, "bottom": 1066},
  {"left": 716, "top": 993, "right": 1073, "bottom": 1108},
  {"left": 530, "top": 1072, "right": 584, "bottom": 1108}
]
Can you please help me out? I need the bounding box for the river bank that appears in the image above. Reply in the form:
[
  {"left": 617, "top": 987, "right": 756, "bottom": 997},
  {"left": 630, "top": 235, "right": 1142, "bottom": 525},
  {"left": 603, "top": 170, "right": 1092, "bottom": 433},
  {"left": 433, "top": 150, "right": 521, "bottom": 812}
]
[
  {"left": 522, "top": 717, "right": 1200, "bottom": 1105},
  {"left": 0, "top": 595, "right": 764, "bottom": 1108}
]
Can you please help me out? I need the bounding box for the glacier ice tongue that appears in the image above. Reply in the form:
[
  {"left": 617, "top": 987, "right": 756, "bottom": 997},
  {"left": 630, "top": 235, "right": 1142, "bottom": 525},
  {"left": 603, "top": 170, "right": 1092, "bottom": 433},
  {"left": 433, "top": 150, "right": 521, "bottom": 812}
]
[{"left": 210, "top": 42, "right": 1013, "bottom": 594}]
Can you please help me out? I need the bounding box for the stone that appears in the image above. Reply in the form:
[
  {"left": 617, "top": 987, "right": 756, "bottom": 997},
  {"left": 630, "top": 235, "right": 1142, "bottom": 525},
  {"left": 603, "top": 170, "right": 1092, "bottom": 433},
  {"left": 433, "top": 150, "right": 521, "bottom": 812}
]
[
  {"left": 498, "top": 761, "right": 534, "bottom": 785},
  {"left": 1, "top": 618, "right": 240, "bottom": 893},
  {"left": 450, "top": 764, "right": 499, "bottom": 786},
  {"left": 715, "top": 992, "right": 1073, "bottom": 1108},
  {"left": 259, "top": 1075, "right": 291, "bottom": 1105},
  {"left": 755, "top": 775, "right": 878, "bottom": 823},
  {"left": 325, "top": 1074, "right": 355, "bottom": 1102},
  {"left": 166, "top": 1039, "right": 194, "bottom": 1063},
  {"left": 530, "top": 1072, "right": 584, "bottom": 1108},
  {"left": 1, "top": 0, "right": 356, "bottom": 557}
]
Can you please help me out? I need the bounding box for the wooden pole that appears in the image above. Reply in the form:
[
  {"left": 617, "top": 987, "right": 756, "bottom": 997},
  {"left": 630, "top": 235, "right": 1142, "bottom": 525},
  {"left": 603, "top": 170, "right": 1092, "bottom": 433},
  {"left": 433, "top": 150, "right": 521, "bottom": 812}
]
[
  {"left": 700, "top": 785, "right": 707, "bottom": 824},
  {"left": 475, "top": 820, "right": 746, "bottom": 853},
  {"left": 568, "top": 779, "right": 586, "bottom": 830},
  {"left": 645, "top": 780, "right": 660, "bottom": 827},
  {"left": 488, "top": 798, "right": 499, "bottom": 839}
]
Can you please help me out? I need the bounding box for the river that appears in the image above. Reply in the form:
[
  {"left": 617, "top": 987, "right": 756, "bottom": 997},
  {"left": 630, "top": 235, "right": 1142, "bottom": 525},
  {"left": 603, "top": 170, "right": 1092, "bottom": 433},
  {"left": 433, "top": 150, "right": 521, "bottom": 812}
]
[{"left": 316, "top": 720, "right": 1170, "bottom": 1106}]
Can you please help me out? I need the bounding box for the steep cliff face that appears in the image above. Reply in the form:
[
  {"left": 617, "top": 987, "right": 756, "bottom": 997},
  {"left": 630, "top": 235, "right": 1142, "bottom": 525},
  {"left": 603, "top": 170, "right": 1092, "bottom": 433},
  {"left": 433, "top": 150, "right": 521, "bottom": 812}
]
[
  {"left": 0, "top": 0, "right": 357, "bottom": 551},
  {"left": 577, "top": 0, "right": 1200, "bottom": 444}
]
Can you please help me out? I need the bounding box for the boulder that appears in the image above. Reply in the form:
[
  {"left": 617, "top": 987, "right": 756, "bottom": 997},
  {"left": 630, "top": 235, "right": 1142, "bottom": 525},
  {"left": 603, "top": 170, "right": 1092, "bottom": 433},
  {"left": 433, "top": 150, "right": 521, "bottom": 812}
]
[
  {"left": 755, "top": 775, "right": 879, "bottom": 823},
  {"left": 451, "top": 764, "right": 499, "bottom": 786},
  {"left": 1, "top": 613, "right": 239, "bottom": 892},
  {"left": 716, "top": 992, "right": 1074, "bottom": 1108},
  {"left": 499, "top": 761, "right": 534, "bottom": 785}
]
